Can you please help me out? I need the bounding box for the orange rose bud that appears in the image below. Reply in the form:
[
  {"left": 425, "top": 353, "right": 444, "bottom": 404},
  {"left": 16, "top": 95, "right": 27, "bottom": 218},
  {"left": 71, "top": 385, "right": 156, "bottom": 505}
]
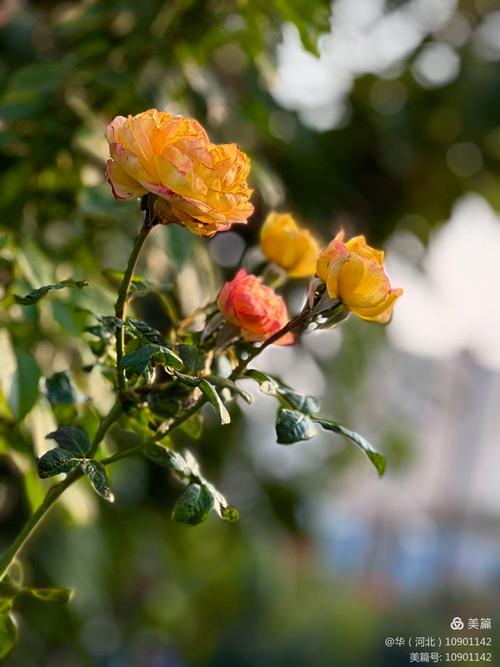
[
  {"left": 260, "top": 212, "right": 320, "bottom": 277},
  {"left": 217, "top": 269, "right": 294, "bottom": 345},
  {"left": 316, "top": 231, "right": 403, "bottom": 323},
  {"left": 105, "top": 109, "right": 254, "bottom": 237}
]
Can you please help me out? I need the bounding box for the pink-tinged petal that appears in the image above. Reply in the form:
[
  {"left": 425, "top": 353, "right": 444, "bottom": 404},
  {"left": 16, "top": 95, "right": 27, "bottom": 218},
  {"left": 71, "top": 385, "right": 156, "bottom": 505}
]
[
  {"left": 316, "top": 239, "right": 351, "bottom": 299},
  {"left": 105, "top": 116, "right": 127, "bottom": 144},
  {"left": 104, "top": 109, "right": 253, "bottom": 236},
  {"left": 217, "top": 271, "right": 292, "bottom": 345},
  {"left": 110, "top": 142, "right": 157, "bottom": 183},
  {"left": 105, "top": 159, "right": 146, "bottom": 200}
]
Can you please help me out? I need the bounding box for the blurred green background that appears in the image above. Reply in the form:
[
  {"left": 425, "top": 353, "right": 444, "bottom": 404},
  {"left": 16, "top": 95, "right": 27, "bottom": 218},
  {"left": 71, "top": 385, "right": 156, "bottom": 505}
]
[{"left": 1, "top": 0, "right": 500, "bottom": 665}]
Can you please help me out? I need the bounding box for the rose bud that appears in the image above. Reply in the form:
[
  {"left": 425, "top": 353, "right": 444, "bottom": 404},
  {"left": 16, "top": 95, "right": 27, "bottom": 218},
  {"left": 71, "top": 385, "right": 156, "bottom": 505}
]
[
  {"left": 316, "top": 231, "right": 402, "bottom": 323},
  {"left": 260, "top": 212, "right": 320, "bottom": 278},
  {"left": 217, "top": 269, "right": 294, "bottom": 345}
]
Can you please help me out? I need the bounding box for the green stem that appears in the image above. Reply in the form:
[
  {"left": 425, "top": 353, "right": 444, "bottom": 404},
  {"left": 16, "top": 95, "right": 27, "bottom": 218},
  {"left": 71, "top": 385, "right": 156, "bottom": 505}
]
[
  {"left": 101, "top": 443, "right": 143, "bottom": 466},
  {"left": 89, "top": 400, "right": 122, "bottom": 457},
  {"left": 101, "top": 396, "right": 207, "bottom": 466},
  {"left": 115, "top": 198, "right": 158, "bottom": 393}
]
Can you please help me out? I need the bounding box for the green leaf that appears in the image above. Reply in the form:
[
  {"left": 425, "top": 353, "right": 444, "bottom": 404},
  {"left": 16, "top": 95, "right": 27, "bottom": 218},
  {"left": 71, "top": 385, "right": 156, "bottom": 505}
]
[
  {"left": 172, "top": 483, "right": 214, "bottom": 525},
  {"left": 127, "top": 318, "right": 164, "bottom": 345},
  {"left": 170, "top": 450, "right": 239, "bottom": 523},
  {"left": 246, "top": 369, "right": 318, "bottom": 413},
  {"left": 144, "top": 443, "right": 191, "bottom": 476},
  {"left": 46, "top": 426, "right": 90, "bottom": 456},
  {"left": 174, "top": 371, "right": 201, "bottom": 387},
  {"left": 0, "top": 610, "right": 17, "bottom": 659},
  {"left": 199, "top": 379, "right": 231, "bottom": 425},
  {"left": 177, "top": 344, "right": 206, "bottom": 373},
  {"left": 37, "top": 448, "right": 80, "bottom": 478},
  {"left": 245, "top": 369, "right": 278, "bottom": 395},
  {"left": 22, "top": 587, "right": 73, "bottom": 604},
  {"left": 118, "top": 344, "right": 156, "bottom": 377},
  {"left": 11, "top": 349, "right": 41, "bottom": 422},
  {"left": 119, "top": 343, "right": 183, "bottom": 375},
  {"left": 276, "top": 408, "right": 317, "bottom": 444},
  {"left": 206, "top": 376, "right": 252, "bottom": 404},
  {"left": 277, "top": 387, "right": 320, "bottom": 415},
  {"left": 0, "top": 331, "right": 41, "bottom": 421},
  {"left": 315, "top": 418, "right": 386, "bottom": 476},
  {"left": 81, "top": 460, "right": 115, "bottom": 502},
  {"left": 45, "top": 371, "right": 82, "bottom": 405},
  {"left": 14, "top": 279, "right": 88, "bottom": 305}
]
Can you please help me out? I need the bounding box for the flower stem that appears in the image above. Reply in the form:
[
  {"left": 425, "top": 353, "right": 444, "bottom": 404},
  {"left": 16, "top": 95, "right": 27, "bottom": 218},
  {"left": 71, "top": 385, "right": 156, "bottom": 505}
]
[
  {"left": 88, "top": 399, "right": 122, "bottom": 457},
  {"left": 115, "top": 197, "right": 158, "bottom": 393}
]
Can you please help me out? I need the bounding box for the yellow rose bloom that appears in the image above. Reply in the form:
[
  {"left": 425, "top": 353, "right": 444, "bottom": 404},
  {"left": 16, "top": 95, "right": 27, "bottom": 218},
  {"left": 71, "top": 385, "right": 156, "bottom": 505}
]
[
  {"left": 316, "top": 231, "right": 402, "bottom": 323},
  {"left": 105, "top": 109, "right": 254, "bottom": 237},
  {"left": 260, "top": 212, "right": 320, "bottom": 277}
]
